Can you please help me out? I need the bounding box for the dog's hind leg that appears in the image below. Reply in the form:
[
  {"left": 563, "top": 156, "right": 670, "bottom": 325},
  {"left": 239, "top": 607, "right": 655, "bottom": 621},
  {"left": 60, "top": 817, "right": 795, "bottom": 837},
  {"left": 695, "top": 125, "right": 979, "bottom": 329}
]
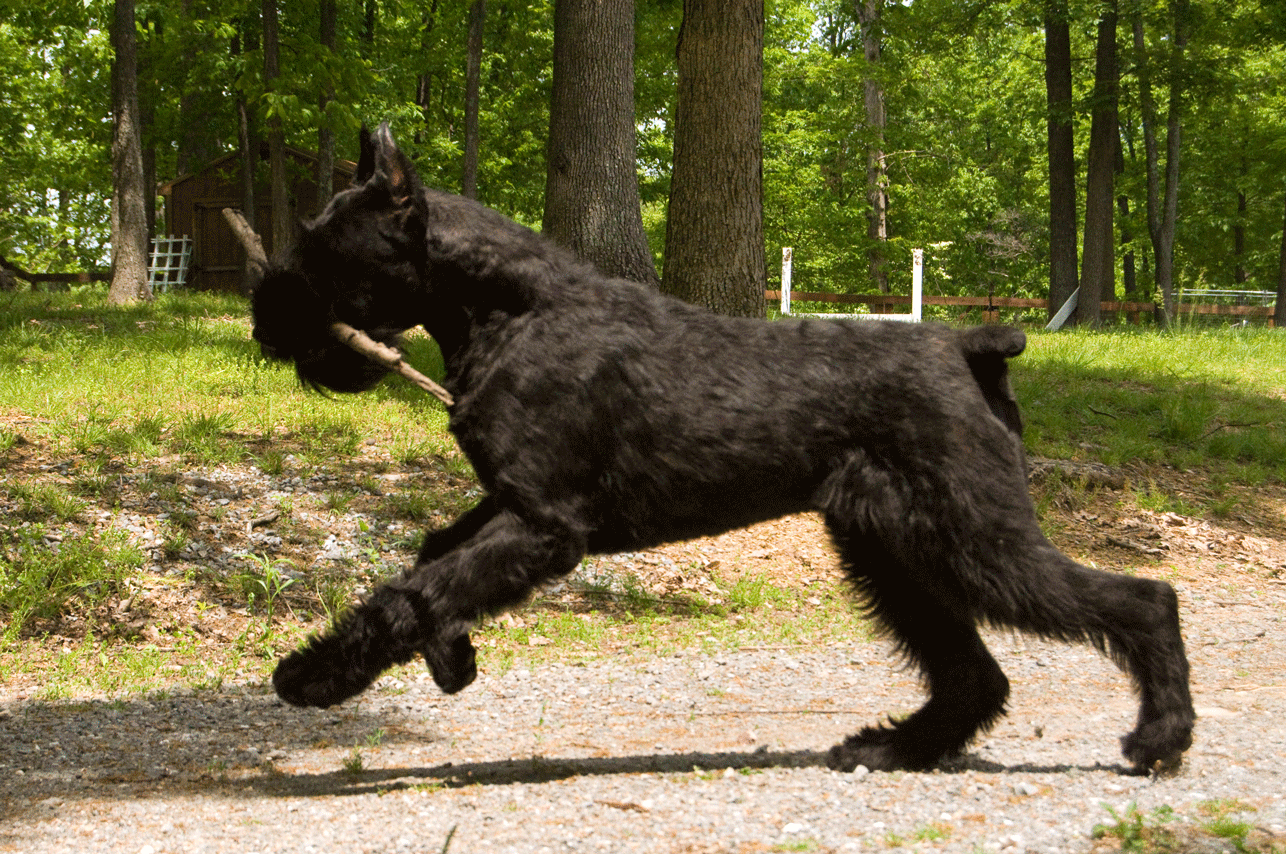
[
  {"left": 273, "top": 502, "right": 585, "bottom": 707},
  {"left": 977, "top": 537, "right": 1194, "bottom": 773},
  {"left": 825, "top": 524, "right": 1012, "bottom": 772}
]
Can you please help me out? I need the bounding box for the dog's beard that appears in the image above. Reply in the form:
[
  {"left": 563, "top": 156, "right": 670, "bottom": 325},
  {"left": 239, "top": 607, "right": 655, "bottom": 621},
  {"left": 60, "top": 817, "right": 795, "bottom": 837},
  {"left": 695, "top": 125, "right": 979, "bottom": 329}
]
[{"left": 251, "top": 266, "right": 405, "bottom": 394}]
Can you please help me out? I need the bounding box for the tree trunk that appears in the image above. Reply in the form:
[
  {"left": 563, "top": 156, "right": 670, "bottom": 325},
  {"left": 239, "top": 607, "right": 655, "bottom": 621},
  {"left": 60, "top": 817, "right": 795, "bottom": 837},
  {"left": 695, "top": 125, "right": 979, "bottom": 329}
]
[
  {"left": 1045, "top": 0, "right": 1078, "bottom": 319},
  {"left": 263, "top": 0, "right": 291, "bottom": 256},
  {"left": 1276, "top": 191, "right": 1286, "bottom": 327},
  {"left": 662, "top": 0, "right": 765, "bottom": 316},
  {"left": 462, "top": 0, "right": 485, "bottom": 200},
  {"left": 108, "top": 0, "right": 152, "bottom": 305},
  {"left": 317, "top": 0, "right": 338, "bottom": 210},
  {"left": 856, "top": 0, "right": 888, "bottom": 294},
  {"left": 1077, "top": 2, "right": 1118, "bottom": 327},
  {"left": 1137, "top": 0, "right": 1185, "bottom": 324},
  {"left": 543, "top": 0, "right": 658, "bottom": 285},
  {"left": 1116, "top": 135, "right": 1135, "bottom": 299}
]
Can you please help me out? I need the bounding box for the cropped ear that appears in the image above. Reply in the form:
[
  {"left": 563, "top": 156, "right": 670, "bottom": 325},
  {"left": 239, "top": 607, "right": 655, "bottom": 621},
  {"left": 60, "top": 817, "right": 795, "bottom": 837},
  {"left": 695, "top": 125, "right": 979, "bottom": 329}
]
[{"left": 369, "top": 123, "right": 423, "bottom": 206}]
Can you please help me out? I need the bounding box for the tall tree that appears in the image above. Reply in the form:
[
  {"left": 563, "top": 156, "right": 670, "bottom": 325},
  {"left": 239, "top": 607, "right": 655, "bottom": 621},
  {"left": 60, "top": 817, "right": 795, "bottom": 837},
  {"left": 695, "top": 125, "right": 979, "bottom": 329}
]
[
  {"left": 1135, "top": 0, "right": 1187, "bottom": 323},
  {"left": 543, "top": 0, "right": 657, "bottom": 284},
  {"left": 662, "top": 0, "right": 765, "bottom": 317},
  {"left": 1044, "top": 0, "right": 1078, "bottom": 318},
  {"left": 462, "top": 0, "right": 485, "bottom": 200},
  {"left": 262, "top": 0, "right": 290, "bottom": 255},
  {"left": 317, "top": 0, "right": 338, "bottom": 207},
  {"left": 857, "top": 0, "right": 889, "bottom": 294},
  {"left": 233, "top": 14, "right": 259, "bottom": 241},
  {"left": 108, "top": 0, "right": 151, "bottom": 305},
  {"left": 1076, "top": 1, "right": 1119, "bottom": 326}
]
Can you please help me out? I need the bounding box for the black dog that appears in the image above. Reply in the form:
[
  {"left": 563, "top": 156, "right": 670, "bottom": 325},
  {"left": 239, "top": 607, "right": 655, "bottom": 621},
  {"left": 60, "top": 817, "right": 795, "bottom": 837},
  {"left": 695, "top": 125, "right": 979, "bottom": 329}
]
[{"left": 251, "top": 125, "right": 1194, "bottom": 774}]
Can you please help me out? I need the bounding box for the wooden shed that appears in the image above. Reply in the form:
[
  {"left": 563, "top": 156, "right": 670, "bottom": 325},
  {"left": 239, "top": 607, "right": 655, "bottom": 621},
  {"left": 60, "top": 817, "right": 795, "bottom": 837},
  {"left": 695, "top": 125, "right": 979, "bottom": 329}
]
[{"left": 158, "top": 144, "right": 355, "bottom": 292}]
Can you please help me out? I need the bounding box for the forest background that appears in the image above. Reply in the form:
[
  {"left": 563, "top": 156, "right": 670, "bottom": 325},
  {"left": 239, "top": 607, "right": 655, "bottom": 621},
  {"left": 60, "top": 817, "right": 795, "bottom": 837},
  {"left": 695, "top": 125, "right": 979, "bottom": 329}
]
[{"left": 2, "top": 0, "right": 1286, "bottom": 324}]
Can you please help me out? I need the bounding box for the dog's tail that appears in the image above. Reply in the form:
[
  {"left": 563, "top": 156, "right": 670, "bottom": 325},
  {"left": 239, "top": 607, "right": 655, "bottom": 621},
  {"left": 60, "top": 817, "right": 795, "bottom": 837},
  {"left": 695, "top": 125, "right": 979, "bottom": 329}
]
[{"left": 959, "top": 326, "right": 1026, "bottom": 437}]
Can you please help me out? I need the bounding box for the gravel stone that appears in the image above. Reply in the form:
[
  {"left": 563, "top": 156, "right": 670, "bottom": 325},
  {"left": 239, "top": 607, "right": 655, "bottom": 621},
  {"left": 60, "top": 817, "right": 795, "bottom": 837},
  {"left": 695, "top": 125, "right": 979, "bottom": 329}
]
[{"left": 3, "top": 583, "right": 1286, "bottom": 853}]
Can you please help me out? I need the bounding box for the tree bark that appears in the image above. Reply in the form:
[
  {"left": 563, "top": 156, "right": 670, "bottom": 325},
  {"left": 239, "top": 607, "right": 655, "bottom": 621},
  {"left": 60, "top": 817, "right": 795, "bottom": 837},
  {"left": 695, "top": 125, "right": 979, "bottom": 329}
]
[
  {"left": 1116, "top": 134, "right": 1135, "bottom": 299},
  {"left": 1136, "top": 0, "right": 1185, "bottom": 324},
  {"left": 233, "top": 18, "right": 259, "bottom": 238},
  {"left": 1077, "top": 2, "right": 1119, "bottom": 327},
  {"left": 1235, "top": 183, "right": 1248, "bottom": 285},
  {"left": 263, "top": 0, "right": 291, "bottom": 255},
  {"left": 543, "top": 0, "right": 658, "bottom": 285},
  {"left": 662, "top": 0, "right": 765, "bottom": 317},
  {"left": 1045, "top": 0, "right": 1078, "bottom": 318},
  {"left": 317, "top": 0, "right": 338, "bottom": 209},
  {"left": 856, "top": 0, "right": 888, "bottom": 294},
  {"left": 462, "top": 0, "right": 485, "bottom": 200},
  {"left": 108, "top": 0, "right": 152, "bottom": 305}
]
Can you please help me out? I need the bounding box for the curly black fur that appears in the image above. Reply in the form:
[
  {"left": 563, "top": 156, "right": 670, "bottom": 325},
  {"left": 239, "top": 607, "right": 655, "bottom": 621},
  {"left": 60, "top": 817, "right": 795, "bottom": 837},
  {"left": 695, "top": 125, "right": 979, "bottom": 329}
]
[{"left": 251, "top": 124, "right": 1194, "bottom": 773}]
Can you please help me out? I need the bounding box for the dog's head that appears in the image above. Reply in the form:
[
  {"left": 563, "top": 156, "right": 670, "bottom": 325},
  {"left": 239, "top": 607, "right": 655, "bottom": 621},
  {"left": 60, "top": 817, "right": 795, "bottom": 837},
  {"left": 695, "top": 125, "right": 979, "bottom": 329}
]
[{"left": 251, "top": 124, "right": 428, "bottom": 393}]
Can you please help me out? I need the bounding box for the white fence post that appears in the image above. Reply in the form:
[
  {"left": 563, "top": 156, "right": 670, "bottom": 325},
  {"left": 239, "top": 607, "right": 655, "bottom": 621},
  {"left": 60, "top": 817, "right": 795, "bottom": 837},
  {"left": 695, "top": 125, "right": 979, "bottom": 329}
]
[
  {"left": 778, "top": 246, "right": 922, "bottom": 322},
  {"left": 911, "top": 248, "right": 924, "bottom": 322},
  {"left": 781, "top": 247, "right": 793, "bottom": 316}
]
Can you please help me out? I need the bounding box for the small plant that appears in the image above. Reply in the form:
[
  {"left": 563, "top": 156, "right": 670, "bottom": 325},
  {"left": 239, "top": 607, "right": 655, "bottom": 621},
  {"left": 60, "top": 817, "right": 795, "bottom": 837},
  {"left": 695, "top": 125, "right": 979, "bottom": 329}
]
[
  {"left": 913, "top": 823, "right": 949, "bottom": 842},
  {"left": 1197, "top": 799, "right": 1259, "bottom": 853},
  {"left": 1092, "top": 803, "right": 1178, "bottom": 853},
  {"left": 159, "top": 521, "right": 189, "bottom": 559},
  {"left": 314, "top": 575, "right": 355, "bottom": 621},
  {"left": 252, "top": 448, "right": 287, "bottom": 475},
  {"left": 325, "top": 490, "right": 356, "bottom": 514},
  {"left": 233, "top": 553, "right": 298, "bottom": 618},
  {"left": 388, "top": 490, "right": 434, "bottom": 522}
]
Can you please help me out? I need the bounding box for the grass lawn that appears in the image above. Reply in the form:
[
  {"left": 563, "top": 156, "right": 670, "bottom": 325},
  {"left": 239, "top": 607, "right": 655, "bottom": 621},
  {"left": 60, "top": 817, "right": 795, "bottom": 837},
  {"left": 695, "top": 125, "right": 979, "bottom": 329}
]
[{"left": 2, "top": 286, "right": 1283, "bottom": 699}]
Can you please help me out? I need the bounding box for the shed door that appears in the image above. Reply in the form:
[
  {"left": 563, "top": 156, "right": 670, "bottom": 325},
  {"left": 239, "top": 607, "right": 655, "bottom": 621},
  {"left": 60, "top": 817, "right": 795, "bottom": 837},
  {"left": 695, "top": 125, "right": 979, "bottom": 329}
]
[{"left": 194, "top": 200, "right": 272, "bottom": 293}]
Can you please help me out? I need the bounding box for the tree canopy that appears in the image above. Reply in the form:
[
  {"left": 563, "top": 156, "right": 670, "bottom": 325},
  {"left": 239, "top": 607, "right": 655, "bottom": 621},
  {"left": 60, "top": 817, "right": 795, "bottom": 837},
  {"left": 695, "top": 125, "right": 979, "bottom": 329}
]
[{"left": 3, "top": 0, "right": 1286, "bottom": 315}]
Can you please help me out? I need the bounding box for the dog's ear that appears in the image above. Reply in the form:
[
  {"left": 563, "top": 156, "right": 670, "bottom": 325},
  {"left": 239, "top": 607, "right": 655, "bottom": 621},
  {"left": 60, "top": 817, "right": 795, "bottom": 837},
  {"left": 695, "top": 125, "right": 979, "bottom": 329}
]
[{"left": 367, "top": 123, "right": 423, "bottom": 208}]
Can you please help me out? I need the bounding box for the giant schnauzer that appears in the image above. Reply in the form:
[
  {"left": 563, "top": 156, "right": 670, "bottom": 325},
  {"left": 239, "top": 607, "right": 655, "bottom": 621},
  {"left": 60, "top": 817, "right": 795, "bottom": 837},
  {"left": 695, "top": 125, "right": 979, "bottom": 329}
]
[{"left": 251, "top": 124, "right": 1194, "bottom": 774}]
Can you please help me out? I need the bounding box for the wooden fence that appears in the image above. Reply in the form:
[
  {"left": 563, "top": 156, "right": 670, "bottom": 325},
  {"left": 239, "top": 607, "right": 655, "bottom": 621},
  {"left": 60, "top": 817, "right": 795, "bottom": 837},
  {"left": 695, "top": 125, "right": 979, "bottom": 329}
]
[{"left": 765, "top": 290, "right": 1277, "bottom": 325}]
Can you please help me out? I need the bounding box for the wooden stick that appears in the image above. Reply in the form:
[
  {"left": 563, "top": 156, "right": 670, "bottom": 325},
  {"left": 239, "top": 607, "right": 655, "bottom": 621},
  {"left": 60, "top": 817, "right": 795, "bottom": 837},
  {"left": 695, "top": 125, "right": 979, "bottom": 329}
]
[
  {"left": 222, "top": 207, "right": 453, "bottom": 407},
  {"left": 328, "top": 321, "right": 454, "bottom": 407},
  {"left": 221, "top": 208, "right": 269, "bottom": 276}
]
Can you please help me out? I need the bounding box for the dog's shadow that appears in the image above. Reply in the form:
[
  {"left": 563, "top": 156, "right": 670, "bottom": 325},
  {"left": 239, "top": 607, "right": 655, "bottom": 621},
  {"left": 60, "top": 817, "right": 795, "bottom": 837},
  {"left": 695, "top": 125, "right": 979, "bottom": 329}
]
[
  {"left": 0, "top": 688, "right": 1139, "bottom": 810},
  {"left": 245, "top": 749, "right": 1138, "bottom": 799}
]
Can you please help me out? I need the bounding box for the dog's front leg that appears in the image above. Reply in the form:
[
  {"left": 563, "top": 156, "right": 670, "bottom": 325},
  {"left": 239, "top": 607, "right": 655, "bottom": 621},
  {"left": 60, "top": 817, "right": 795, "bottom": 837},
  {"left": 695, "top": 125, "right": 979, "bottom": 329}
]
[{"left": 273, "top": 503, "right": 585, "bottom": 706}]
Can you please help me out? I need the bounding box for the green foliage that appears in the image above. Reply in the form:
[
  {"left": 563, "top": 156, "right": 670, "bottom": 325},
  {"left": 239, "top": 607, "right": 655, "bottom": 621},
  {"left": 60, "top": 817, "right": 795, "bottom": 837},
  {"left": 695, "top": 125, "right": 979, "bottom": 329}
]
[{"left": 6, "top": 0, "right": 1286, "bottom": 308}]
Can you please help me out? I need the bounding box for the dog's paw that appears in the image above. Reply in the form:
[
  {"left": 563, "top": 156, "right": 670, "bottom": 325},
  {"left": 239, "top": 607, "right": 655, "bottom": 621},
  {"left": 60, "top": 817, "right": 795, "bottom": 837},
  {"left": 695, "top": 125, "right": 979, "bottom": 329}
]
[
  {"left": 421, "top": 633, "right": 477, "bottom": 694},
  {"left": 826, "top": 725, "right": 942, "bottom": 773},
  {"left": 272, "top": 604, "right": 411, "bottom": 707},
  {"left": 273, "top": 635, "right": 381, "bottom": 708},
  {"left": 1121, "top": 713, "right": 1194, "bottom": 775}
]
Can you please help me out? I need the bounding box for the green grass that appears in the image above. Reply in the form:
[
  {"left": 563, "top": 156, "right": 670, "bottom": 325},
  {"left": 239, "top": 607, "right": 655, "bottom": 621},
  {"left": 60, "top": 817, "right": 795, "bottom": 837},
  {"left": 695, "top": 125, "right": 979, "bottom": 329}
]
[
  {"left": 1090, "top": 800, "right": 1282, "bottom": 854},
  {"left": 0, "top": 287, "right": 452, "bottom": 467},
  {"left": 1016, "top": 328, "right": 1286, "bottom": 483},
  {"left": 2, "top": 289, "right": 1285, "bottom": 694},
  {"left": 0, "top": 527, "right": 145, "bottom": 641}
]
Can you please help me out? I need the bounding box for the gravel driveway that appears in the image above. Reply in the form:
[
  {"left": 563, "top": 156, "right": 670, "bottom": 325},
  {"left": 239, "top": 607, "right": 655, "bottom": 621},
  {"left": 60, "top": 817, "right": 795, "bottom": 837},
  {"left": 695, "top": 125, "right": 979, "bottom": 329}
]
[{"left": 3, "top": 568, "right": 1285, "bottom": 854}]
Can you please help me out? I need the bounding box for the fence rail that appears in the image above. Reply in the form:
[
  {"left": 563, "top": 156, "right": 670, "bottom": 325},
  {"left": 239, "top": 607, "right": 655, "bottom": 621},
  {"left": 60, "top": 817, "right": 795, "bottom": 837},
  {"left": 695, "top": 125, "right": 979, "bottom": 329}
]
[{"left": 767, "top": 290, "right": 1276, "bottom": 322}]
